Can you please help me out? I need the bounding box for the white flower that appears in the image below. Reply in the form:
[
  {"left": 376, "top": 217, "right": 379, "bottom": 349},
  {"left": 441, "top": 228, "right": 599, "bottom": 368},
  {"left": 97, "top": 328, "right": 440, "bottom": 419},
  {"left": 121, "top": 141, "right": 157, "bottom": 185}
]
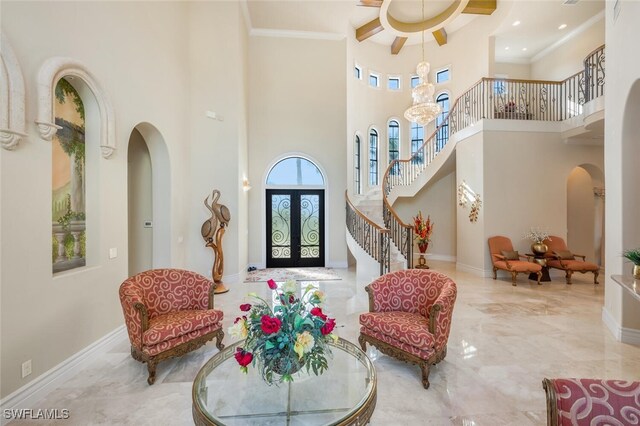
[
  {"left": 282, "top": 279, "right": 297, "bottom": 294},
  {"left": 313, "top": 290, "right": 326, "bottom": 303},
  {"left": 228, "top": 319, "right": 248, "bottom": 339},
  {"left": 294, "top": 331, "right": 315, "bottom": 359}
]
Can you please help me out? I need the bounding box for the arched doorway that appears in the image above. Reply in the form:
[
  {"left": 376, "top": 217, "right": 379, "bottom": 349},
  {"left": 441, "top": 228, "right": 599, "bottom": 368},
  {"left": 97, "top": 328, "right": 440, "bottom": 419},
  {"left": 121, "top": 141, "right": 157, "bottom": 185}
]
[
  {"left": 265, "top": 156, "right": 325, "bottom": 268},
  {"left": 127, "top": 123, "right": 171, "bottom": 276},
  {"left": 567, "top": 164, "right": 604, "bottom": 266}
]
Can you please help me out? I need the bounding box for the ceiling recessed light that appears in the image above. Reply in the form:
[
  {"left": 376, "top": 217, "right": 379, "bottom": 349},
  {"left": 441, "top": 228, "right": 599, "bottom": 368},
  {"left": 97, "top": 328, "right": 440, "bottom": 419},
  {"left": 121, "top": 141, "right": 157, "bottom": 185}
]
[
  {"left": 522, "top": 47, "right": 528, "bottom": 51},
  {"left": 505, "top": 46, "right": 510, "bottom": 50},
  {"left": 513, "top": 20, "right": 521, "bottom": 26},
  {"left": 558, "top": 24, "right": 567, "bottom": 30}
]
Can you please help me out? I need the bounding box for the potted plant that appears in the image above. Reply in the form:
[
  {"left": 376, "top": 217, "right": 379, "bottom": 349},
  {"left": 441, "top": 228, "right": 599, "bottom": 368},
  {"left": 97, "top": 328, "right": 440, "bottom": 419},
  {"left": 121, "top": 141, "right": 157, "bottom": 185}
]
[
  {"left": 623, "top": 248, "right": 640, "bottom": 279},
  {"left": 523, "top": 227, "right": 551, "bottom": 256}
]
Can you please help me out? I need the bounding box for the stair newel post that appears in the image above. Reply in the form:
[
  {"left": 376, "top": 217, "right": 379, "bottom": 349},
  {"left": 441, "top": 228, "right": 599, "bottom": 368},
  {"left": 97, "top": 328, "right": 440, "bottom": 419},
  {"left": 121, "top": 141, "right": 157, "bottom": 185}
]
[{"left": 407, "top": 225, "right": 413, "bottom": 269}]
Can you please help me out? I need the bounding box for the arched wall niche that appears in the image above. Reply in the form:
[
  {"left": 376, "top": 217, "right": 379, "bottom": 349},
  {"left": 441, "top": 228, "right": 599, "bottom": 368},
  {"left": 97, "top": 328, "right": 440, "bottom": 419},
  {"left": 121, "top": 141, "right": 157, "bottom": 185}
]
[
  {"left": 0, "top": 32, "right": 27, "bottom": 150},
  {"left": 36, "top": 57, "right": 116, "bottom": 158}
]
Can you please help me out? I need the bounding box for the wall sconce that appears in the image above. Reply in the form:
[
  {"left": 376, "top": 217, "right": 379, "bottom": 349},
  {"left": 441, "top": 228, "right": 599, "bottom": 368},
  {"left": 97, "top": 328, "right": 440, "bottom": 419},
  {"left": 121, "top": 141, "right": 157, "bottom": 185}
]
[
  {"left": 242, "top": 179, "right": 252, "bottom": 192},
  {"left": 457, "top": 180, "right": 482, "bottom": 223}
]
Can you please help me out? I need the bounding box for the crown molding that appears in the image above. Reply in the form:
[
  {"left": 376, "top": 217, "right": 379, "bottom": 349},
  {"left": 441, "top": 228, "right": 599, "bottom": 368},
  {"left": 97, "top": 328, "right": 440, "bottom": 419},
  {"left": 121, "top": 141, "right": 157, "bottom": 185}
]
[
  {"left": 250, "top": 28, "right": 346, "bottom": 41},
  {"left": 530, "top": 10, "right": 605, "bottom": 64}
]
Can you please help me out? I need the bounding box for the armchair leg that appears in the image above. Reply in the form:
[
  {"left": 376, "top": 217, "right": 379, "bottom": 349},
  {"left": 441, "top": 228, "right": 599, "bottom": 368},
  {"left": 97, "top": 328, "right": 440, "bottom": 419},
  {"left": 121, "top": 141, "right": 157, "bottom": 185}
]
[
  {"left": 147, "top": 359, "right": 158, "bottom": 385},
  {"left": 565, "top": 271, "right": 573, "bottom": 285},
  {"left": 215, "top": 329, "right": 225, "bottom": 351},
  {"left": 537, "top": 271, "right": 542, "bottom": 285},
  {"left": 594, "top": 270, "right": 600, "bottom": 284},
  {"left": 419, "top": 361, "right": 431, "bottom": 389},
  {"left": 493, "top": 267, "right": 497, "bottom": 280},
  {"left": 358, "top": 334, "right": 367, "bottom": 352},
  {"left": 511, "top": 271, "right": 517, "bottom": 286}
]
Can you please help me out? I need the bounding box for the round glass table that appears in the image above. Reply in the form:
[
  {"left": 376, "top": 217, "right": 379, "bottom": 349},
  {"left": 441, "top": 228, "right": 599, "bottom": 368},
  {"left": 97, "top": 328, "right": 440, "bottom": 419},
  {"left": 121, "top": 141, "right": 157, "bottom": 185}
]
[{"left": 192, "top": 337, "right": 377, "bottom": 425}]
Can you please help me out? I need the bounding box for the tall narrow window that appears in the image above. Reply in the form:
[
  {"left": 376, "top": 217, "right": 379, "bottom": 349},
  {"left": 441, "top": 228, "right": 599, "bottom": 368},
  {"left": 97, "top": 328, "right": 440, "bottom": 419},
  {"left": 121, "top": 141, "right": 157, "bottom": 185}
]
[
  {"left": 52, "top": 77, "right": 86, "bottom": 273},
  {"left": 410, "top": 122, "right": 424, "bottom": 165},
  {"left": 436, "top": 93, "right": 450, "bottom": 152},
  {"left": 436, "top": 68, "right": 450, "bottom": 83},
  {"left": 354, "top": 66, "right": 362, "bottom": 80},
  {"left": 369, "top": 129, "right": 378, "bottom": 186},
  {"left": 369, "top": 73, "right": 379, "bottom": 88},
  {"left": 354, "top": 135, "right": 362, "bottom": 194},
  {"left": 411, "top": 76, "right": 420, "bottom": 88},
  {"left": 388, "top": 77, "right": 400, "bottom": 90},
  {"left": 388, "top": 120, "right": 399, "bottom": 175}
]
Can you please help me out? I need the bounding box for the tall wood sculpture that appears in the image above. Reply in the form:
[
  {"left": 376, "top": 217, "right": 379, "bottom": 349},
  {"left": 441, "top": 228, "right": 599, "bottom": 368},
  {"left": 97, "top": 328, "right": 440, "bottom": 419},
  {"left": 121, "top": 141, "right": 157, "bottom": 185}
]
[{"left": 201, "top": 189, "right": 231, "bottom": 294}]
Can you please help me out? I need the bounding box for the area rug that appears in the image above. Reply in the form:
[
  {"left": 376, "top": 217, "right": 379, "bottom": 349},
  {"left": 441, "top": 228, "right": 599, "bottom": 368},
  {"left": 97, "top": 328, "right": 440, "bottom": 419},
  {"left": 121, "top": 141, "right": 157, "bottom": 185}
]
[{"left": 244, "top": 267, "right": 342, "bottom": 282}]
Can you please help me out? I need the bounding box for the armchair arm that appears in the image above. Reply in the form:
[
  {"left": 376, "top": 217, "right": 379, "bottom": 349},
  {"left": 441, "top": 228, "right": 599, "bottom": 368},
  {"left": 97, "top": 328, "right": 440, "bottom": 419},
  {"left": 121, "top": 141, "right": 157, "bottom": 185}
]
[
  {"left": 208, "top": 283, "right": 215, "bottom": 309},
  {"left": 573, "top": 254, "right": 586, "bottom": 261},
  {"left": 492, "top": 253, "right": 513, "bottom": 269},
  {"left": 427, "top": 283, "right": 457, "bottom": 351},
  {"left": 119, "top": 284, "right": 149, "bottom": 349}
]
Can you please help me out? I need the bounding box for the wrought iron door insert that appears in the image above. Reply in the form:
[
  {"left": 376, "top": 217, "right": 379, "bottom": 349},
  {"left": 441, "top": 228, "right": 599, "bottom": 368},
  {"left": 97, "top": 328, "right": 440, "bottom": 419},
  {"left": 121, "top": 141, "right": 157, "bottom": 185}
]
[{"left": 266, "top": 189, "right": 324, "bottom": 268}]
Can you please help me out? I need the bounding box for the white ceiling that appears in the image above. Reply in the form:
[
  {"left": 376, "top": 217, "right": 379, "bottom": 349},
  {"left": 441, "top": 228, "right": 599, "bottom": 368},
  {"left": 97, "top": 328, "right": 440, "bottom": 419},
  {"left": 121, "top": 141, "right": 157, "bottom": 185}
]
[{"left": 246, "top": 0, "right": 605, "bottom": 63}]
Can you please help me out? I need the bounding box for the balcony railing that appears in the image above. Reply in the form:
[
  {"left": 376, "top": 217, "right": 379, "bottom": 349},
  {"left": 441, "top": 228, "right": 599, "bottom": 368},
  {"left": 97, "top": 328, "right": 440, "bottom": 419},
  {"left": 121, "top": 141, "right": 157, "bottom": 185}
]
[{"left": 346, "top": 191, "right": 390, "bottom": 276}]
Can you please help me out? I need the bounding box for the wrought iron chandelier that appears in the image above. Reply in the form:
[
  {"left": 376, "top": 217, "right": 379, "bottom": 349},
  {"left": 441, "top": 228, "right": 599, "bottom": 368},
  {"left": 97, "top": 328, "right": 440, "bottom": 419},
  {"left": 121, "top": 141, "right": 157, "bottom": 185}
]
[{"left": 404, "top": 0, "right": 441, "bottom": 126}]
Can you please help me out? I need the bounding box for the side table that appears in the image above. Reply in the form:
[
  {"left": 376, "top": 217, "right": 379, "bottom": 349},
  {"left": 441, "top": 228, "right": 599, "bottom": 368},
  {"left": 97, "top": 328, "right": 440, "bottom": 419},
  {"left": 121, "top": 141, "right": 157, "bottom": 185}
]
[
  {"left": 414, "top": 252, "right": 430, "bottom": 269},
  {"left": 526, "top": 254, "right": 551, "bottom": 282}
]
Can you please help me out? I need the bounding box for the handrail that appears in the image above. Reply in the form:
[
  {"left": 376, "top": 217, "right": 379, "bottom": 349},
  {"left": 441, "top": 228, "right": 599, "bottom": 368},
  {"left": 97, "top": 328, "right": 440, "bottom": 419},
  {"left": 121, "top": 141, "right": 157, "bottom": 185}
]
[
  {"left": 345, "top": 190, "right": 390, "bottom": 276},
  {"left": 380, "top": 46, "right": 605, "bottom": 268}
]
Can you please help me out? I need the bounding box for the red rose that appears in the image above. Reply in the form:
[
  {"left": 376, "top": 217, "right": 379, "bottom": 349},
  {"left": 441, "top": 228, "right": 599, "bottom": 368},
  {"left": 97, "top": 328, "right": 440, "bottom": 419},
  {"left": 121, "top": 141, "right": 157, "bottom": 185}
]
[
  {"left": 234, "top": 315, "right": 247, "bottom": 324},
  {"left": 310, "top": 307, "right": 327, "bottom": 321},
  {"left": 321, "top": 318, "right": 336, "bottom": 335},
  {"left": 260, "top": 315, "right": 282, "bottom": 334},
  {"left": 267, "top": 279, "right": 277, "bottom": 290},
  {"left": 234, "top": 347, "right": 253, "bottom": 367},
  {"left": 240, "top": 303, "right": 252, "bottom": 312}
]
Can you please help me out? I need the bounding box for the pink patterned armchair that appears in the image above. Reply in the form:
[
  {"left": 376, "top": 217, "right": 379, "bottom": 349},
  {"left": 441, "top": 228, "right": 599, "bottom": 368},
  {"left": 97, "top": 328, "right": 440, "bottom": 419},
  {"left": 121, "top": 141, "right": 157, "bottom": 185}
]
[
  {"left": 119, "top": 269, "right": 224, "bottom": 384},
  {"left": 358, "top": 270, "right": 457, "bottom": 389},
  {"left": 543, "top": 378, "right": 640, "bottom": 425}
]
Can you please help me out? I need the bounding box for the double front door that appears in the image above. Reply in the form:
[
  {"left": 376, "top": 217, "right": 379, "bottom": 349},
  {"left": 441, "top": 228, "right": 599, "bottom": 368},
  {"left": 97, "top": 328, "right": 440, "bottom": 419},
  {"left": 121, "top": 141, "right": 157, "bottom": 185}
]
[{"left": 266, "top": 189, "right": 324, "bottom": 268}]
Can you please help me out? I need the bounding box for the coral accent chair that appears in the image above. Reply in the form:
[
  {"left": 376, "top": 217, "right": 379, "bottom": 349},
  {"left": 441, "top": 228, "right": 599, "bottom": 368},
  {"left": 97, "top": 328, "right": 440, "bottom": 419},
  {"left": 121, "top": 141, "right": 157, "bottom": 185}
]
[
  {"left": 544, "top": 236, "right": 600, "bottom": 284},
  {"left": 543, "top": 378, "right": 640, "bottom": 426},
  {"left": 358, "top": 270, "right": 457, "bottom": 389},
  {"left": 119, "top": 269, "right": 224, "bottom": 384},
  {"left": 488, "top": 236, "right": 542, "bottom": 285}
]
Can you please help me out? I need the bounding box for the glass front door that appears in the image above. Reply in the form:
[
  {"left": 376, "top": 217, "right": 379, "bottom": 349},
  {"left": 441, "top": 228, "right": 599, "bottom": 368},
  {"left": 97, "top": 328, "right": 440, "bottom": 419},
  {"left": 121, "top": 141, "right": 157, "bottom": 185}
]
[{"left": 266, "top": 189, "right": 324, "bottom": 268}]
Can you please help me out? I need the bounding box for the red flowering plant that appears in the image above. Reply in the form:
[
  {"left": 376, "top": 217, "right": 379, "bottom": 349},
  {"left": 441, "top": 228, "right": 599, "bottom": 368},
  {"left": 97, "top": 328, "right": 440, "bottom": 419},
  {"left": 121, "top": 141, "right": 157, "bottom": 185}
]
[
  {"left": 228, "top": 278, "right": 338, "bottom": 385},
  {"left": 413, "top": 211, "right": 433, "bottom": 253}
]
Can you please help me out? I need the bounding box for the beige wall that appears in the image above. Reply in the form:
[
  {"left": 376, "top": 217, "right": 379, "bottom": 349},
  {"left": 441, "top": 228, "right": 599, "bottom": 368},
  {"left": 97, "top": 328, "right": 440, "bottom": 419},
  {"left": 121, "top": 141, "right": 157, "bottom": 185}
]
[
  {"left": 493, "top": 62, "right": 531, "bottom": 80},
  {"left": 247, "top": 36, "right": 347, "bottom": 267},
  {"left": 567, "top": 166, "right": 597, "bottom": 263},
  {"left": 530, "top": 16, "right": 604, "bottom": 81},
  {"left": 127, "top": 129, "right": 153, "bottom": 276},
  {"left": 394, "top": 171, "right": 457, "bottom": 260}
]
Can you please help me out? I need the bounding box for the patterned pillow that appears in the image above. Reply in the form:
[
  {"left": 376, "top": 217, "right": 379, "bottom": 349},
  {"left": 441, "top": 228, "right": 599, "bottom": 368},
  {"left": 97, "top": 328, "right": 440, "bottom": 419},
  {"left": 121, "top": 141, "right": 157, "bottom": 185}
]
[
  {"left": 501, "top": 250, "right": 519, "bottom": 260},
  {"left": 554, "top": 250, "right": 575, "bottom": 260}
]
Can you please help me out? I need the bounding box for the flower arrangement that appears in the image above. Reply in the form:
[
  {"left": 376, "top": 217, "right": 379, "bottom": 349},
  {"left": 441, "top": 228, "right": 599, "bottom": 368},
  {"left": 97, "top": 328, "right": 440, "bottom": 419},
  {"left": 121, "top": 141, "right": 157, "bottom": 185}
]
[
  {"left": 229, "top": 279, "right": 337, "bottom": 385},
  {"left": 623, "top": 248, "right": 640, "bottom": 265},
  {"left": 413, "top": 211, "right": 433, "bottom": 251},
  {"left": 504, "top": 101, "right": 517, "bottom": 113},
  {"left": 523, "top": 227, "right": 551, "bottom": 244}
]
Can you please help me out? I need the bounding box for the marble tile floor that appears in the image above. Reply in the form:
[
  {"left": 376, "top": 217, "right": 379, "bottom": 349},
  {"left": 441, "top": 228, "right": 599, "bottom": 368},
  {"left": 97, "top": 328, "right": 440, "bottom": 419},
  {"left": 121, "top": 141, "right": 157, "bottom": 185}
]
[{"left": 10, "top": 261, "right": 640, "bottom": 425}]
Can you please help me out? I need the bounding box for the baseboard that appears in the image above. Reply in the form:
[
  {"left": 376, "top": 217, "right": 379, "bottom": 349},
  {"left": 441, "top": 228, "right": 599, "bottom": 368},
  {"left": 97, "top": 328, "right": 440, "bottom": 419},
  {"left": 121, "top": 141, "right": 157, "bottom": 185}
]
[
  {"left": 428, "top": 254, "right": 456, "bottom": 262},
  {"left": 456, "top": 262, "right": 492, "bottom": 277},
  {"left": 0, "top": 326, "right": 126, "bottom": 425},
  {"left": 222, "top": 272, "right": 242, "bottom": 284},
  {"left": 621, "top": 326, "right": 640, "bottom": 346},
  {"left": 326, "top": 261, "right": 348, "bottom": 268},
  {"left": 602, "top": 306, "right": 621, "bottom": 341}
]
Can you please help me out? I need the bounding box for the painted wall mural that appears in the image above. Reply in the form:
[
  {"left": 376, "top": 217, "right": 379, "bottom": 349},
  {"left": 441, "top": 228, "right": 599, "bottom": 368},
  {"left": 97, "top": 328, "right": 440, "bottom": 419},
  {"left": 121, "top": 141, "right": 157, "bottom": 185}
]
[{"left": 52, "top": 78, "right": 86, "bottom": 273}]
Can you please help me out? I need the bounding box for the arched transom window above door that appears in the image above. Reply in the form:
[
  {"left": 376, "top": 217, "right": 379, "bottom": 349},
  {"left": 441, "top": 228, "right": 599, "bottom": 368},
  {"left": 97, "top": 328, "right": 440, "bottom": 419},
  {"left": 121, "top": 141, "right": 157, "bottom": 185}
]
[{"left": 266, "top": 157, "right": 325, "bottom": 186}]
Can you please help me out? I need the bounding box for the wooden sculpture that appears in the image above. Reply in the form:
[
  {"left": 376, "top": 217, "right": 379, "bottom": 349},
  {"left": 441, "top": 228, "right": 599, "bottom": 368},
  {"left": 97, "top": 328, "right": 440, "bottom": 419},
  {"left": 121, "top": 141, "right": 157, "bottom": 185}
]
[{"left": 202, "top": 189, "right": 231, "bottom": 294}]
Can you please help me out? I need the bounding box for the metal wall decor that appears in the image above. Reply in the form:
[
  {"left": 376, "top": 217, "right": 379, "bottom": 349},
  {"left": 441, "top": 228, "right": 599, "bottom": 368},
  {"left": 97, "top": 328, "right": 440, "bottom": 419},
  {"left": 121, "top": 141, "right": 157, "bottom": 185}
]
[
  {"left": 457, "top": 180, "right": 482, "bottom": 223},
  {"left": 201, "top": 189, "right": 231, "bottom": 294}
]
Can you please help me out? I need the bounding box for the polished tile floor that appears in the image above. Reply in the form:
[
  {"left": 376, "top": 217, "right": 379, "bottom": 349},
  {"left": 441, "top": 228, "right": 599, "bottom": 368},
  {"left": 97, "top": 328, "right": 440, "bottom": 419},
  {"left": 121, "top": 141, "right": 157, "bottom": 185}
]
[{"left": 13, "top": 262, "right": 640, "bottom": 425}]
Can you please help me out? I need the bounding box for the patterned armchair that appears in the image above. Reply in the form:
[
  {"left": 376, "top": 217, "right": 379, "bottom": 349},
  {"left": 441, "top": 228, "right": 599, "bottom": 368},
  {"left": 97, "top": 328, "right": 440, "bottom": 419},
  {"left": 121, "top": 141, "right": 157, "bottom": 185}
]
[
  {"left": 543, "top": 378, "right": 640, "bottom": 425},
  {"left": 119, "top": 269, "right": 224, "bottom": 384},
  {"left": 358, "top": 270, "right": 457, "bottom": 389},
  {"left": 488, "top": 236, "right": 542, "bottom": 285},
  {"left": 543, "top": 236, "right": 599, "bottom": 284}
]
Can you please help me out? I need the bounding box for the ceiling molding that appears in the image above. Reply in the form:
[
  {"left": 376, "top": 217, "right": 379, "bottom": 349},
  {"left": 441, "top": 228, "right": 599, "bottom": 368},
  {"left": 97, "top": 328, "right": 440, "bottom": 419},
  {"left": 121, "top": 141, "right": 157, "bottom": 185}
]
[
  {"left": 356, "top": 18, "right": 384, "bottom": 42},
  {"left": 391, "top": 37, "right": 407, "bottom": 55},
  {"left": 250, "top": 28, "right": 346, "bottom": 41},
  {"left": 530, "top": 10, "right": 605, "bottom": 64}
]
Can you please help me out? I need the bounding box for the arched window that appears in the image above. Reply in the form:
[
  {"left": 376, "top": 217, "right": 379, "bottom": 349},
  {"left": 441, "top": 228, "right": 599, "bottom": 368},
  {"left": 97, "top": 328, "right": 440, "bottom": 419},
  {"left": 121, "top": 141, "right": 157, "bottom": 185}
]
[
  {"left": 369, "top": 129, "right": 378, "bottom": 186},
  {"left": 354, "top": 135, "right": 362, "bottom": 194},
  {"left": 436, "top": 92, "right": 450, "bottom": 151},
  {"left": 388, "top": 120, "right": 399, "bottom": 175},
  {"left": 410, "top": 122, "right": 424, "bottom": 165},
  {"left": 266, "top": 157, "right": 325, "bottom": 186},
  {"left": 52, "top": 77, "right": 86, "bottom": 273}
]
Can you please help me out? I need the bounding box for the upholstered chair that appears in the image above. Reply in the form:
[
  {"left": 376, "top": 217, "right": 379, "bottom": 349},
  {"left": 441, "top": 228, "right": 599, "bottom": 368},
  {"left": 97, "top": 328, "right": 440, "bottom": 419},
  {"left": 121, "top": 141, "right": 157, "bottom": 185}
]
[
  {"left": 119, "top": 269, "right": 224, "bottom": 384},
  {"left": 543, "top": 236, "right": 599, "bottom": 284},
  {"left": 358, "top": 270, "right": 457, "bottom": 389},
  {"left": 543, "top": 378, "right": 640, "bottom": 426},
  {"left": 488, "top": 236, "right": 542, "bottom": 285}
]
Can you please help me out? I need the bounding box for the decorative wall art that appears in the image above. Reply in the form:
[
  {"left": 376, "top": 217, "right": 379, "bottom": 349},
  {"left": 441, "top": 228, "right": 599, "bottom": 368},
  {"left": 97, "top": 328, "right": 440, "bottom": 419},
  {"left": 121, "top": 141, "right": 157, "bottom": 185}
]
[
  {"left": 202, "top": 189, "right": 231, "bottom": 293},
  {"left": 52, "top": 78, "right": 86, "bottom": 273},
  {"left": 457, "top": 180, "right": 482, "bottom": 223}
]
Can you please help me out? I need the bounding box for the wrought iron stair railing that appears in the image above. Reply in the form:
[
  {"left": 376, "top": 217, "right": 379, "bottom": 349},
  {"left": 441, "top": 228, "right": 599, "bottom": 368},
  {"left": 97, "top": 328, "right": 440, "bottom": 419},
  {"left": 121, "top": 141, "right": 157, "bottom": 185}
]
[
  {"left": 381, "top": 45, "right": 605, "bottom": 269},
  {"left": 345, "top": 190, "right": 390, "bottom": 276}
]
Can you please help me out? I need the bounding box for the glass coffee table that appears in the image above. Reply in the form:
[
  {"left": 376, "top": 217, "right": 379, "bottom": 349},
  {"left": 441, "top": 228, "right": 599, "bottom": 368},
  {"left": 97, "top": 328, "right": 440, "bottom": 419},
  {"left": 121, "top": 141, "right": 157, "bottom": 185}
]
[{"left": 192, "top": 337, "right": 377, "bottom": 425}]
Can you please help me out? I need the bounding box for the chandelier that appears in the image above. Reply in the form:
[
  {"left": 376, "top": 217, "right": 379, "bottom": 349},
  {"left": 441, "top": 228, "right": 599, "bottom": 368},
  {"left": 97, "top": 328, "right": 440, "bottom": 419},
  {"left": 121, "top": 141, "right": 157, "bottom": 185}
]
[{"left": 404, "top": 0, "right": 441, "bottom": 126}]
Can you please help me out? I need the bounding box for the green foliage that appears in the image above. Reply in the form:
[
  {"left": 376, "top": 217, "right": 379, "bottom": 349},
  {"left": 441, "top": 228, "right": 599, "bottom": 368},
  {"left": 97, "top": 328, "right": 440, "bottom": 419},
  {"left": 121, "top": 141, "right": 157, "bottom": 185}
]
[
  {"left": 52, "top": 235, "right": 59, "bottom": 263},
  {"left": 55, "top": 78, "right": 85, "bottom": 123},
  {"left": 63, "top": 233, "right": 75, "bottom": 259},
  {"left": 79, "top": 231, "right": 86, "bottom": 258},
  {"left": 57, "top": 194, "right": 85, "bottom": 232},
  {"left": 623, "top": 248, "right": 640, "bottom": 265}
]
